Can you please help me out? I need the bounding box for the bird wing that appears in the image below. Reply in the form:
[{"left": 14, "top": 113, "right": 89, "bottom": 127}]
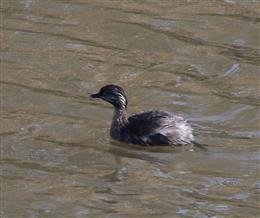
[{"left": 126, "top": 110, "right": 178, "bottom": 136}]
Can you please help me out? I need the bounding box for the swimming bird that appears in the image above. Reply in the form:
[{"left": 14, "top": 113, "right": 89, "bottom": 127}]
[{"left": 91, "top": 85, "right": 195, "bottom": 146}]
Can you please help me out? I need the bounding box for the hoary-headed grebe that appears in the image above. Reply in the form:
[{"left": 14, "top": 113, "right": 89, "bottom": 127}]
[{"left": 91, "top": 85, "right": 195, "bottom": 146}]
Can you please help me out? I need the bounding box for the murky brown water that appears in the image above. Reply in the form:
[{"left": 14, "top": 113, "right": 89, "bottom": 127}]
[{"left": 1, "top": 0, "right": 260, "bottom": 217}]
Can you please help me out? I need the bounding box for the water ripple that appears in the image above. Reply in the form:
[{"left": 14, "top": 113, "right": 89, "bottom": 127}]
[
  {"left": 197, "top": 13, "right": 260, "bottom": 23},
  {"left": 3, "top": 27, "right": 125, "bottom": 51},
  {"left": 113, "top": 20, "right": 260, "bottom": 65}
]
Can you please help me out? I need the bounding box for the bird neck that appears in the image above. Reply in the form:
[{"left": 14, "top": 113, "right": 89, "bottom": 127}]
[
  {"left": 112, "top": 108, "right": 128, "bottom": 127},
  {"left": 110, "top": 108, "right": 128, "bottom": 137}
]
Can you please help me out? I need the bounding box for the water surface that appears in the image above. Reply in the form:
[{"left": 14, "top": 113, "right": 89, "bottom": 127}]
[{"left": 1, "top": 0, "right": 260, "bottom": 217}]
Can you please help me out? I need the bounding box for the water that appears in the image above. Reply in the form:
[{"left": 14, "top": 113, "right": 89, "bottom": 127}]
[{"left": 1, "top": 0, "right": 260, "bottom": 217}]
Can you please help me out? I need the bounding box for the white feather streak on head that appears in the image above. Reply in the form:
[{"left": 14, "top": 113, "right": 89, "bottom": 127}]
[{"left": 117, "top": 93, "right": 127, "bottom": 108}]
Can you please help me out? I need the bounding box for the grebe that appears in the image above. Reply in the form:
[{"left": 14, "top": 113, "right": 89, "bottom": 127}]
[{"left": 91, "top": 85, "right": 195, "bottom": 146}]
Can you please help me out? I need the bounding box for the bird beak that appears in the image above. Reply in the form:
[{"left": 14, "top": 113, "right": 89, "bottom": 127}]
[{"left": 90, "top": 92, "right": 101, "bottom": 98}]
